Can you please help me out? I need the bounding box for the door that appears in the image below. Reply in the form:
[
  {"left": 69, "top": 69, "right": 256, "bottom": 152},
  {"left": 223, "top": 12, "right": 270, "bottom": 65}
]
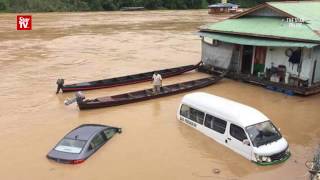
[
  {"left": 253, "top": 46, "right": 267, "bottom": 75},
  {"left": 88, "top": 133, "right": 106, "bottom": 152},
  {"left": 241, "top": 45, "right": 254, "bottom": 74},
  {"left": 203, "top": 114, "right": 228, "bottom": 145},
  {"left": 226, "top": 124, "right": 252, "bottom": 160}
]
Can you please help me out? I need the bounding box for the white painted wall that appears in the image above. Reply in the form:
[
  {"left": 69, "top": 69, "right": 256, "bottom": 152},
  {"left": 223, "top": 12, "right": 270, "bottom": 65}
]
[{"left": 264, "top": 47, "right": 313, "bottom": 84}]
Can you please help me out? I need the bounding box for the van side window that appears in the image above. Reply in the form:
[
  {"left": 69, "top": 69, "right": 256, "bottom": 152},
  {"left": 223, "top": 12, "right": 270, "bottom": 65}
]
[
  {"left": 204, "top": 114, "right": 227, "bottom": 134},
  {"left": 230, "top": 124, "right": 248, "bottom": 142},
  {"left": 180, "top": 105, "right": 205, "bottom": 125},
  {"left": 180, "top": 104, "right": 190, "bottom": 119},
  {"left": 190, "top": 108, "right": 205, "bottom": 125}
]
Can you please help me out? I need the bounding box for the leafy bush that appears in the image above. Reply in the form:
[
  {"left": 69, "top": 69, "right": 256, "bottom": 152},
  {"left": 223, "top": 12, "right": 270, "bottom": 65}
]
[{"left": 0, "top": 2, "right": 6, "bottom": 11}]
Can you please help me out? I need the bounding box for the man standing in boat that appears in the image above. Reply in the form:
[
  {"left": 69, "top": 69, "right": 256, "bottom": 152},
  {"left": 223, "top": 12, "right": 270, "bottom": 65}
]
[
  {"left": 152, "top": 72, "right": 162, "bottom": 94},
  {"left": 56, "top": 78, "right": 64, "bottom": 94}
]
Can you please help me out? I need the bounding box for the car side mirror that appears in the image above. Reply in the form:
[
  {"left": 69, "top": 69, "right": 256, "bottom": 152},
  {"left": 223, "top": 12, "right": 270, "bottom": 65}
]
[{"left": 243, "top": 139, "right": 250, "bottom": 146}]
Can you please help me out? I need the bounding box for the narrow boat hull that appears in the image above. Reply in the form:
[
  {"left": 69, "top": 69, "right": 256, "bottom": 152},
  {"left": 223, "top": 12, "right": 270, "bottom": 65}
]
[
  {"left": 77, "top": 74, "right": 224, "bottom": 110},
  {"left": 61, "top": 63, "right": 200, "bottom": 92}
]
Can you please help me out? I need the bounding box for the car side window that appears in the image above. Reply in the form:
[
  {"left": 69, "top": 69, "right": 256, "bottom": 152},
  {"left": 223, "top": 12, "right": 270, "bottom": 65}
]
[
  {"left": 90, "top": 133, "right": 105, "bottom": 149},
  {"left": 204, "top": 114, "right": 227, "bottom": 134},
  {"left": 230, "top": 124, "right": 248, "bottom": 142},
  {"left": 103, "top": 129, "right": 116, "bottom": 139}
]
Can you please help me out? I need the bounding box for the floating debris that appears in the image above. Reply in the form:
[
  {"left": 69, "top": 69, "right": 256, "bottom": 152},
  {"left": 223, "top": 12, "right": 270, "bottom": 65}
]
[
  {"left": 306, "top": 146, "right": 320, "bottom": 180},
  {"left": 212, "top": 168, "right": 221, "bottom": 174}
]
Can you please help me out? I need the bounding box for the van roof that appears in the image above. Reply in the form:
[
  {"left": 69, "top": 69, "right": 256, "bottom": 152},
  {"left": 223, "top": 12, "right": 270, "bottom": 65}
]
[{"left": 181, "top": 92, "right": 269, "bottom": 127}]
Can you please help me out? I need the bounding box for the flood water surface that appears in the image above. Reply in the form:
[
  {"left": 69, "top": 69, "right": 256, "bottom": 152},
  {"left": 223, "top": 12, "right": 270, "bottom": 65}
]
[{"left": 0, "top": 10, "right": 319, "bottom": 180}]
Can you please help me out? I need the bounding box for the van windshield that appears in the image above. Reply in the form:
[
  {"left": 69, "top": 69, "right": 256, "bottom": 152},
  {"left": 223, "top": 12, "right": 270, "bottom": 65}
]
[{"left": 245, "top": 121, "right": 282, "bottom": 147}]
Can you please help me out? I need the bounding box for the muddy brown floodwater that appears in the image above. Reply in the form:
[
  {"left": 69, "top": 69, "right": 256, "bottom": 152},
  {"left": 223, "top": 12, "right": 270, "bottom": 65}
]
[{"left": 0, "top": 10, "right": 319, "bottom": 180}]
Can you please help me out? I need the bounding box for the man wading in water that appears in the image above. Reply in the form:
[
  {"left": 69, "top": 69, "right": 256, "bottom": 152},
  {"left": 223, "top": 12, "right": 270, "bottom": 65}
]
[{"left": 152, "top": 72, "right": 162, "bottom": 94}]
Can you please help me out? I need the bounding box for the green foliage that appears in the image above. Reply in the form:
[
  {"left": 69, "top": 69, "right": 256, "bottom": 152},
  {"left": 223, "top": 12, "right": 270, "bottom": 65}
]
[
  {"left": 0, "top": 0, "right": 275, "bottom": 12},
  {"left": 0, "top": 2, "right": 6, "bottom": 11}
]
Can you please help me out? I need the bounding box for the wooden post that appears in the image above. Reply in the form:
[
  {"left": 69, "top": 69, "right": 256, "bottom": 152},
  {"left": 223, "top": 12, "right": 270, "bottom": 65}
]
[{"left": 312, "top": 60, "right": 317, "bottom": 84}]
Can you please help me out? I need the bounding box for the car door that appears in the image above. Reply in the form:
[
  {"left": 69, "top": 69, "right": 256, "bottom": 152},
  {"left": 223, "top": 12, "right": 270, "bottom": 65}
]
[
  {"left": 226, "top": 124, "right": 252, "bottom": 160},
  {"left": 88, "top": 133, "right": 106, "bottom": 153}
]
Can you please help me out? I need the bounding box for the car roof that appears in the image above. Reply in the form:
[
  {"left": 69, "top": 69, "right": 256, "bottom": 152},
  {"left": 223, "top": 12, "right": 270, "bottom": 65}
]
[
  {"left": 181, "top": 92, "right": 269, "bottom": 127},
  {"left": 65, "top": 124, "right": 110, "bottom": 141}
]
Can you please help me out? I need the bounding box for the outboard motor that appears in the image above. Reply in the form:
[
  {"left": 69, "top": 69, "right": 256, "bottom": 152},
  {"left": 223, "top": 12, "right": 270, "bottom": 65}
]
[
  {"left": 56, "top": 78, "right": 65, "bottom": 94},
  {"left": 75, "top": 91, "right": 85, "bottom": 102},
  {"left": 64, "top": 91, "right": 85, "bottom": 106}
]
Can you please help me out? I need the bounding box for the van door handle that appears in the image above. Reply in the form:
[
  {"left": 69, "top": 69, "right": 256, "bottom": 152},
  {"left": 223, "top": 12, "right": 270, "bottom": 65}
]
[{"left": 227, "top": 138, "right": 231, "bottom": 140}]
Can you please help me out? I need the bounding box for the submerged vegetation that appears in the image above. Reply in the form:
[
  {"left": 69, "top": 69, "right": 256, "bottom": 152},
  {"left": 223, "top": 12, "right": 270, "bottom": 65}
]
[{"left": 0, "top": 0, "right": 276, "bottom": 12}]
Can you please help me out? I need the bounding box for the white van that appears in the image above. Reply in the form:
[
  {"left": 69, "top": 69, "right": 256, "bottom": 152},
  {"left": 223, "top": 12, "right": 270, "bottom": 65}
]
[{"left": 177, "top": 92, "right": 290, "bottom": 165}]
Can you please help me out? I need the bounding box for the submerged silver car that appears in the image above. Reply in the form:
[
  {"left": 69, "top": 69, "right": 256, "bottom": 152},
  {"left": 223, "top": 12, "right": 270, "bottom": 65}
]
[{"left": 47, "top": 124, "right": 121, "bottom": 164}]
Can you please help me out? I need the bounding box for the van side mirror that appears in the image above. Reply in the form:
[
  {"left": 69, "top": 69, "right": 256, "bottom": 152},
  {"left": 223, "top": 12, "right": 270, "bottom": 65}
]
[{"left": 243, "top": 139, "right": 250, "bottom": 146}]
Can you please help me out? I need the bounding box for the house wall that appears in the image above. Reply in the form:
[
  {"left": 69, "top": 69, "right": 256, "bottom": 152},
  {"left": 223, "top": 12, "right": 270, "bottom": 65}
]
[
  {"left": 208, "top": 7, "right": 229, "bottom": 14},
  {"left": 312, "top": 46, "right": 320, "bottom": 83},
  {"left": 248, "top": 7, "right": 286, "bottom": 17},
  {"left": 264, "top": 47, "right": 314, "bottom": 84},
  {"left": 201, "top": 40, "right": 235, "bottom": 69}
]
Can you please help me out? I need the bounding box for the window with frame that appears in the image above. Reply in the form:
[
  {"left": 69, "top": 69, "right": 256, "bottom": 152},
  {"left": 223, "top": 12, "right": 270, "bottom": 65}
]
[
  {"left": 103, "top": 129, "right": 116, "bottom": 139},
  {"left": 230, "top": 124, "right": 248, "bottom": 142},
  {"left": 180, "top": 104, "right": 205, "bottom": 125},
  {"left": 180, "top": 104, "right": 190, "bottom": 119},
  {"left": 90, "top": 133, "right": 105, "bottom": 149},
  {"left": 189, "top": 108, "right": 205, "bottom": 125},
  {"left": 204, "top": 114, "right": 227, "bottom": 134}
]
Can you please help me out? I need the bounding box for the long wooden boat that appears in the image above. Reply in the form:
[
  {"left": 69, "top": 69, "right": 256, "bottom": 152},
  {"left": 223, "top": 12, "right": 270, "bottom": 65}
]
[
  {"left": 74, "top": 74, "right": 224, "bottom": 110},
  {"left": 59, "top": 63, "right": 200, "bottom": 93}
]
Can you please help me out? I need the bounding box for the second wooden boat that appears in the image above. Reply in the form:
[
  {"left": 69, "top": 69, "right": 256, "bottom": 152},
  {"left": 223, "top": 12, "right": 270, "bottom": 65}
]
[
  {"left": 58, "top": 62, "right": 200, "bottom": 93},
  {"left": 71, "top": 73, "right": 224, "bottom": 110}
]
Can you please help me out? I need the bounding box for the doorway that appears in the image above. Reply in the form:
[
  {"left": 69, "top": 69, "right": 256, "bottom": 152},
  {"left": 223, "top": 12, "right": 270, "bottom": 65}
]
[
  {"left": 253, "top": 46, "right": 267, "bottom": 75},
  {"left": 241, "top": 45, "right": 254, "bottom": 74}
]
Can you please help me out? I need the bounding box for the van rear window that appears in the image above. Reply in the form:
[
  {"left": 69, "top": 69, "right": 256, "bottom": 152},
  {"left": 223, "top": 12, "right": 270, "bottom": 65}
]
[
  {"left": 180, "top": 104, "right": 205, "bottom": 125},
  {"left": 204, "top": 114, "right": 227, "bottom": 134}
]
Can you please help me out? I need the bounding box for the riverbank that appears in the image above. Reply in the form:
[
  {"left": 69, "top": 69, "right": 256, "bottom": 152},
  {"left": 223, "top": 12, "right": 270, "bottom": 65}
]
[
  {"left": 0, "top": 0, "right": 263, "bottom": 13},
  {"left": 0, "top": 0, "right": 207, "bottom": 13}
]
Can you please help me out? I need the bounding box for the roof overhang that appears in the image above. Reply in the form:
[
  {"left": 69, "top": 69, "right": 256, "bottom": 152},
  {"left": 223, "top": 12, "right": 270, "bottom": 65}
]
[{"left": 198, "top": 32, "right": 319, "bottom": 48}]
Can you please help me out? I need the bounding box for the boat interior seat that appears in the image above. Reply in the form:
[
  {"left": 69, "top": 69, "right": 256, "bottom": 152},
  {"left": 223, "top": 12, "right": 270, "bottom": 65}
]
[
  {"left": 127, "top": 93, "right": 135, "bottom": 98},
  {"left": 179, "top": 84, "right": 188, "bottom": 88},
  {"left": 145, "top": 90, "right": 153, "bottom": 96},
  {"left": 162, "top": 87, "right": 170, "bottom": 92}
]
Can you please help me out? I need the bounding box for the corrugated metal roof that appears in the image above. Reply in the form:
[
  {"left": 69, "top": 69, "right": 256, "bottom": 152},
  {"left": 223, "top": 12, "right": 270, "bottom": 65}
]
[
  {"left": 201, "top": 17, "right": 320, "bottom": 43},
  {"left": 267, "top": 1, "right": 320, "bottom": 34},
  {"left": 198, "top": 32, "right": 318, "bottom": 48},
  {"left": 201, "top": 1, "right": 320, "bottom": 43}
]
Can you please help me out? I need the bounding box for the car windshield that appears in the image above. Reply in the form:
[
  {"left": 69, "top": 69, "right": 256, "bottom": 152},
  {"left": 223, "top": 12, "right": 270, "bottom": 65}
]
[
  {"left": 55, "top": 138, "right": 87, "bottom": 154},
  {"left": 245, "top": 121, "right": 282, "bottom": 147}
]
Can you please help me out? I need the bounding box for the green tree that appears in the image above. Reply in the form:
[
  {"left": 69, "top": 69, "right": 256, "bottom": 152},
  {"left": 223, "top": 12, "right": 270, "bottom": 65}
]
[
  {"left": 0, "top": 2, "right": 6, "bottom": 11},
  {"left": 101, "top": 0, "right": 118, "bottom": 10}
]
